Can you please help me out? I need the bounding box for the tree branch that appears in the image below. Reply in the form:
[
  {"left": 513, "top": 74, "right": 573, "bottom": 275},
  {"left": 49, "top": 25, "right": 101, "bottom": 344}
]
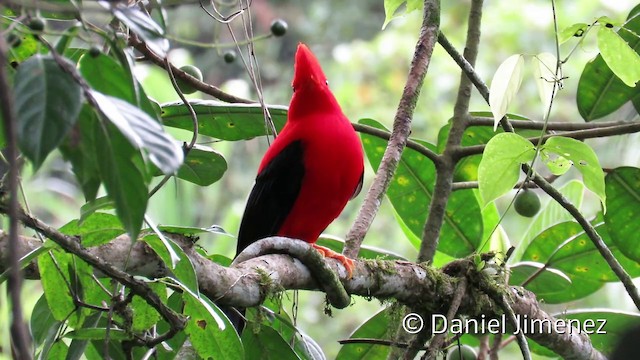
[
  {"left": 344, "top": 0, "right": 441, "bottom": 258},
  {"left": 0, "top": 19, "right": 31, "bottom": 359},
  {"left": 0, "top": 231, "right": 606, "bottom": 360}
]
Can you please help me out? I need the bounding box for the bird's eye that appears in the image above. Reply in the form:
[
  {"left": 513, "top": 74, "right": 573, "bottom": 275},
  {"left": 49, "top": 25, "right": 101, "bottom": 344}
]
[
  {"left": 325, "top": 80, "right": 329, "bottom": 86},
  {"left": 292, "top": 86, "right": 296, "bottom": 93}
]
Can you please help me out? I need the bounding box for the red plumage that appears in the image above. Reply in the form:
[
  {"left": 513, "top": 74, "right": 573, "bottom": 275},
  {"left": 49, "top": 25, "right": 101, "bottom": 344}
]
[{"left": 237, "top": 43, "right": 364, "bottom": 273}]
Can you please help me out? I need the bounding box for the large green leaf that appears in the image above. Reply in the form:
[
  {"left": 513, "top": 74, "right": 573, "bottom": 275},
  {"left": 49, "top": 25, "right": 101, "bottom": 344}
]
[
  {"left": 161, "top": 100, "right": 288, "bottom": 141},
  {"left": 59, "top": 212, "right": 125, "bottom": 247},
  {"left": 604, "top": 167, "right": 640, "bottom": 261},
  {"left": 336, "top": 308, "right": 391, "bottom": 360},
  {"left": 242, "top": 326, "right": 301, "bottom": 360},
  {"left": 38, "top": 251, "right": 86, "bottom": 327},
  {"left": 577, "top": 9, "right": 640, "bottom": 121},
  {"left": 489, "top": 54, "right": 525, "bottom": 128},
  {"left": 477, "top": 133, "right": 536, "bottom": 206},
  {"left": 511, "top": 180, "right": 584, "bottom": 262},
  {"left": 142, "top": 234, "right": 198, "bottom": 293},
  {"left": 79, "top": 53, "right": 136, "bottom": 103},
  {"left": 360, "top": 118, "right": 482, "bottom": 257},
  {"left": 31, "top": 294, "right": 62, "bottom": 358},
  {"left": 597, "top": 26, "right": 640, "bottom": 87},
  {"left": 14, "top": 55, "right": 82, "bottom": 169},
  {"left": 509, "top": 262, "right": 572, "bottom": 299},
  {"left": 520, "top": 219, "right": 640, "bottom": 303},
  {"left": 94, "top": 123, "right": 148, "bottom": 240}
]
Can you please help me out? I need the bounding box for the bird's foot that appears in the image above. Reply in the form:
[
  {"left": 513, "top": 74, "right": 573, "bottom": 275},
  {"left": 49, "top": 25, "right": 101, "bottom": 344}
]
[{"left": 311, "top": 244, "right": 355, "bottom": 279}]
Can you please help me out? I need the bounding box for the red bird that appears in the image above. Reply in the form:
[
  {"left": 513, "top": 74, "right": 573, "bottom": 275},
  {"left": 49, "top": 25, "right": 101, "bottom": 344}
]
[{"left": 237, "top": 43, "right": 364, "bottom": 277}]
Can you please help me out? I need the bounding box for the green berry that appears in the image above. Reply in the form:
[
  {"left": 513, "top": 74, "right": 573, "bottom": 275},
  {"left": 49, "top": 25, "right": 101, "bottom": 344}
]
[
  {"left": 270, "top": 19, "right": 288, "bottom": 37},
  {"left": 176, "top": 65, "right": 203, "bottom": 94},
  {"left": 28, "top": 17, "right": 46, "bottom": 32},
  {"left": 89, "top": 45, "right": 101, "bottom": 58},
  {"left": 223, "top": 50, "right": 236, "bottom": 63},
  {"left": 446, "top": 345, "right": 477, "bottom": 360},
  {"left": 514, "top": 189, "right": 541, "bottom": 217}
]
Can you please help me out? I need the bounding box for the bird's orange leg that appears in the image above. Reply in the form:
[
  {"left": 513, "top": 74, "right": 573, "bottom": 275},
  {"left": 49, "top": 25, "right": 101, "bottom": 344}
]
[{"left": 311, "top": 244, "right": 355, "bottom": 279}]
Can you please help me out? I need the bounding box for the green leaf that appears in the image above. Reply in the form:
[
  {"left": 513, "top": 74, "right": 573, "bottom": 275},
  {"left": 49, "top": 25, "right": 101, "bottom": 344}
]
[
  {"left": 54, "top": 22, "right": 82, "bottom": 55},
  {"left": 520, "top": 219, "right": 640, "bottom": 303},
  {"left": 154, "top": 144, "right": 227, "bottom": 186},
  {"left": 532, "top": 52, "right": 557, "bottom": 114},
  {"left": 94, "top": 123, "right": 148, "bottom": 241},
  {"left": 336, "top": 308, "right": 390, "bottom": 360},
  {"left": 382, "top": 0, "right": 422, "bottom": 29},
  {"left": 79, "top": 53, "right": 136, "bottom": 103},
  {"left": 542, "top": 136, "right": 606, "bottom": 209},
  {"left": 316, "top": 235, "right": 406, "bottom": 261},
  {"left": 132, "top": 282, "right": 166, "bottom": 331},
  {"left": 161, "top": 100, "right": 288, "bottom": 141},
  {"left": 7, "top": 32, "right": 40, "bottom": 64},
  {"left": 477, "top": 133, "right": 535, "bottom": 206},
  {"left": 102, "top": 1, "right": 169, "bottom": 56},
  {"left": 59, "top": 212, "right": 125, "bottom": 247},
  {"left": 558, "top": 23, "right": 589, "bottom": 44},
  {"left": 360, "top": 118, "right": 482, "bottom": 257},
  {"left": 489, "top": 54, "right": 524, "bottom": 128},
  {"left": 30, "top": 294, "right": 62, "bottom": 350},
  {"left": 157, "top": 224, "right": 230, "bottom": 237},
  {"left": 142, "top": 234, "right": 198, "bottom": 293},
  {"left": 91, "top": 90, "right": 184, "bottom": 175},
  {"left": 242, "top": 326, "right": 301, "bottom": 360},
  {"left": 597, "top": 26, "right": 640, "bottom": 87},
  {"left": 38, "top": 251, "right": 85, "bottom": 326},
  {"left": 14, "top": 55, "right": 82, "bottom": 169},
  {"left": 511, "top": 180, "right": 584, "bottom": 262},
  {"left": 604, "top": 167, "right": 640, "bottom": 261},
  {"left": 509, "top": 261, "right": 572, "bottom": 299},
  {"left": 182, "top": 289, "right": 243, "bottom": 360}
]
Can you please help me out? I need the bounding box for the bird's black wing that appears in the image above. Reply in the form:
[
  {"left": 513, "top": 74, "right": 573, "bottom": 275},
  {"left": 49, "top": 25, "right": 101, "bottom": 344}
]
[{"left": 236, "top": 140, "right": 305, "bottom": 255}]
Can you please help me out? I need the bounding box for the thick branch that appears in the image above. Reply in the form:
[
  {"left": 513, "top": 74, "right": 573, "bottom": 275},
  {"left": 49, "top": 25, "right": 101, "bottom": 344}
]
[
  {"left": 0, "top": 232, "right": 605, "bottom": 360},
  {"left": 344, "top": 0, "right": 441, "bottom": 258}
]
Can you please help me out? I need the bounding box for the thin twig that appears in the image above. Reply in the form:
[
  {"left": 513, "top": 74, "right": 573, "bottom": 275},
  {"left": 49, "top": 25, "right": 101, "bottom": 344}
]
[
  {"left": 466, "top": 116, "right": 634, "bottom": 130},
  {"left": 0, "top": 22, "right": 32, "bottom": 360},
  {"left": 422, "top": 278, "right": 468, "bottom": 359},
  {"left": 344, "top": 0, "right": 441, "bottom": 259},
  {"left": 353, "top": 123, "right": 439, "bottom": 163}
]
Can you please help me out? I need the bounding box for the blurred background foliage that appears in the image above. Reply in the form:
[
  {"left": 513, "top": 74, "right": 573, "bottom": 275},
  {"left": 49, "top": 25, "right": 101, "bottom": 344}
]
[{"left": 2, "top": 0, "right": 640, "bottom": 358}]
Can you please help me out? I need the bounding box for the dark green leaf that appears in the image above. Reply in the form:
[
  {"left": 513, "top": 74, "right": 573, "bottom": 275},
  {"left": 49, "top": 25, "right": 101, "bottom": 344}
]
[
  {"left": 161, "top": 100, "right": 288, "bottom": 141},
  {"left": 158, "top": 224, "right": 230, "bottom": 237},
  {"left": 59, "top": 106, "right": 102, "bottom": 201},
  {"left": 520, "top": 219, "right": 640, "bottom": 303},
  {"left": 153, "top": 144, "right": 227, "bottom": 186},
  {"left": 94, "top": 123, "right": 148, "bottom": 240},
  {"left": 360, "top": 118, "right": 482, "bottom": 257},
  {"left": 67, "top": 312, "right": 103, "bottom": 360},
  {"left": 59, "top": 212, "right": 125, "bottom": 247},
  {"left": 79, "top": 53, "right": 136, "bottom": 103},
  {"left": 14, "top": 55, "right": 82, "bottom": 168},
  {"left": 38, "top": 250, "right": 85, "bottom": 326},
  {"left": 91, "top": 90, "right": 184, "bottom": 175},
  {"left": 336, "top": 308, "right": 391, "bottom": 360},
  {"left": 242, "top": 326, "right": 301, "bottom": 360},
  {"left": 604, "top": 167, "right": 640, "bottom": 261},
  {"left": 509, "top": 261, "right": 572, "bottom": 298},
  {"left": 31, "top": 294, "right": 62, "bottom": 348}
]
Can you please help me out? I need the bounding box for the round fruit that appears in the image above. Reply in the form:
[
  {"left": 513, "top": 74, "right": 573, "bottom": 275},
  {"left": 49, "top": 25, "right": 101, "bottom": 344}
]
[
  {"left": 223, "top": 50, "right": 236, "bottom": 63},
  {"left": 28, "top": 17, "right": 46, "bottom": 32},
  {"left": 270, "top": 19, "right": 288, "bottom": 37},
  {"left": 446, "top": 345, "right": 478, "bottom": 360},
  {"left": 7, "top": 32, "right": 21, "bottom": 48},
  {"left": 514, "top": 189, "right": 541, "bottom": 218},
  {"left": 89, "top": 45, "right": 101, "bottom": 58},
  {"left": 176, "top": 65, "right": 203, "bottom": 94}
]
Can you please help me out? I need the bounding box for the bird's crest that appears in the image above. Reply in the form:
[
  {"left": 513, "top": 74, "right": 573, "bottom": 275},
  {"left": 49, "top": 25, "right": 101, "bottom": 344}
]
[{"left": 292, "top": 43, "right": 329, "bottom": 93}]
